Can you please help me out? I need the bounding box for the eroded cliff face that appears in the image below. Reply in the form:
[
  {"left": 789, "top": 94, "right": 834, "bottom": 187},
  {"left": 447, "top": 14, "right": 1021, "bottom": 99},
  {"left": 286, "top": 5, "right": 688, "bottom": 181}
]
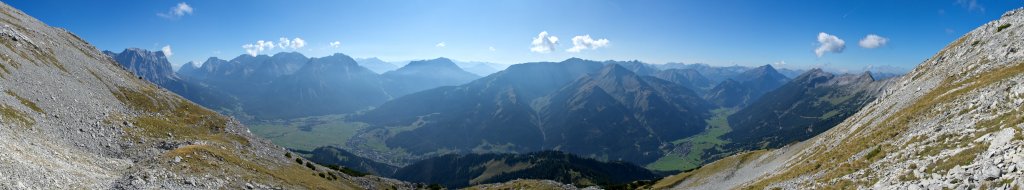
[
  {"left": 665, "top": 8, "right": 1024, "bottom": 190},
  {"left": 0, "top": 2, "right": 409, "bottom": 189}
]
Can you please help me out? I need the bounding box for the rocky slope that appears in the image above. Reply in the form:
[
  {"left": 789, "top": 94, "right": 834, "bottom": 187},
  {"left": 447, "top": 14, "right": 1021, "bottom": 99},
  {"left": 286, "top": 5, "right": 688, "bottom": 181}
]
[
  {"left": 662, "top": 8, "right": 1024, "bottom": 189},
  {"left": 0, "top": 2, "right": 410, "bottom": 189}
]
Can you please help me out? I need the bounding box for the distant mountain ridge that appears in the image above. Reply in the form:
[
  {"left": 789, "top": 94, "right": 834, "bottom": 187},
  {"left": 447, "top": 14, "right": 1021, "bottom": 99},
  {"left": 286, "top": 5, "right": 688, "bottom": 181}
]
[
  {"left": 382, "top": 57, "right": 480, "bottom": 98},
  {"left": 110, "top": 51, "right": 484, "bottom": 119},
  {"left": 355, "top": 59, "right": 712, "bottom": 164},
  {"left": 355, "top": 57, "right": 400, "bottom": 74},
  {"left": 704, "top": 65, "right": 790, "bottom": 108}
]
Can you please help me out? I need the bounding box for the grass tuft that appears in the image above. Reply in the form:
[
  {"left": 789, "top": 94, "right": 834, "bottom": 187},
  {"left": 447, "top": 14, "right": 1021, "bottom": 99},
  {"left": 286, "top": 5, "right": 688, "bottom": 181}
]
[
  {"left": 0, "top": 104, "right": 33, "bottom": 127},
  {"left": 998, "top": 24, "right": 1012, "bottom": 32},
  {"left": 5, "top": 90, "right": 42, "bottom": 113}
]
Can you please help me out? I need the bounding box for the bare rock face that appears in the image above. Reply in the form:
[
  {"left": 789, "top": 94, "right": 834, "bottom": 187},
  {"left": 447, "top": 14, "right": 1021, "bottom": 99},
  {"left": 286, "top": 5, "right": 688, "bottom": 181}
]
[
  {"left": 0, "top": 2, "right": 411, "bottom": 189},
  {"left": 665, "top": 8, "right": 1024, "bottom": 189}
]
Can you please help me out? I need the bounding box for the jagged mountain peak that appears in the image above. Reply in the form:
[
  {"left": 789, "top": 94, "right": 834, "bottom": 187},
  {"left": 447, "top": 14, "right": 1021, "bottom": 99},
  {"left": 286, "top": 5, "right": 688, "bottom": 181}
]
[
  {"left": 121, "top": 47, "right": 166, "bottom": 58},
  {"left": 107, "top": 47, "right": 178, "bottom": 84},
  {"left": 858, "top": 71, "right": 875, "bottom": 81}
]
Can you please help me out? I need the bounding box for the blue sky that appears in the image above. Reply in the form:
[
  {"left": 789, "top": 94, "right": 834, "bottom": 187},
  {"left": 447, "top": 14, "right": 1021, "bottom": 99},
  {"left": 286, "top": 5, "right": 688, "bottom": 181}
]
[{"left": 5, "top": 0, "right": 1023, "bottom": 72}]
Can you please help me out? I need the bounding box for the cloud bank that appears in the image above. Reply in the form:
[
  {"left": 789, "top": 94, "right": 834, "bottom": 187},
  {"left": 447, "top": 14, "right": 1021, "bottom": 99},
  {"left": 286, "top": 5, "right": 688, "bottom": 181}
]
[{"left": 241, "top": 37, "right": 306, "bottom": 56}]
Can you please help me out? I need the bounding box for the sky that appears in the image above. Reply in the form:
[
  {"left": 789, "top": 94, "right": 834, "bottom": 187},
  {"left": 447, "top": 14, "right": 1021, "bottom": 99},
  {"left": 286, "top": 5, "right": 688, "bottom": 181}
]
[{"left": 5, "top": 0, "right": 1023, "bottom": 72}]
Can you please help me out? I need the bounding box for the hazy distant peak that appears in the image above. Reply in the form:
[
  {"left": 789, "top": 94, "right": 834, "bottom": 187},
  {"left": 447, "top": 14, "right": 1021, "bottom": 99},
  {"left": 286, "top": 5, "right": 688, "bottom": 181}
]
[
  {"left": 562, "top": 57, "right": 586, "bottom": 63},
  {"left": 402, "top": 57, "right": 461, "bottom": 70},
  {"left": 271, "top": 51, "right": 307, "bottom": 59},
  {"left": 182, "top": 61, "right": 198, "bottom": 68}
]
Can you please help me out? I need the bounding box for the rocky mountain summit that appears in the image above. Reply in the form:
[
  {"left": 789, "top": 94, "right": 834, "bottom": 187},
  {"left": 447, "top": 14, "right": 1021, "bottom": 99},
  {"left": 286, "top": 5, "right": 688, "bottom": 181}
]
[
  {"left": 661, "top": 8, "right": 1024, "bottom": 189},
  {"left": 0, "top": 2, "right": 410, "bottom": 189},
  {"left": 104, "top": 48, "right": 177, "bottom": 84}
]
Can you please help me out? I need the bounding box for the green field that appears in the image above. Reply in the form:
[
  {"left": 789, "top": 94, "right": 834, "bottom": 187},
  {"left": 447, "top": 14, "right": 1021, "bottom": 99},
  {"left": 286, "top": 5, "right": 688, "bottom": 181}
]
[
  {"left": 647, "top": 108, "right": 736, "bottom": 171},
  {"left": 247, "top": 115, "right": 368, "bottom": 151}
]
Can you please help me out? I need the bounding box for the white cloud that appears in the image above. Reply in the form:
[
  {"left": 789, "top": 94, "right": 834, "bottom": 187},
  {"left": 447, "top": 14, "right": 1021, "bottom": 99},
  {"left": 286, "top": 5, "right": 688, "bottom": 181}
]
[
  {"left": 157, "top": 2, "right": 193, "bottom": 19},
  {"left": 956, "top": 0, "right": 984, "bottom": 12},
  {"left": 242, "top": 40, "right": 275, "bottom": 56},
  {"left": 329, "top": 41, "right": 341, "bottom": 48},
  {"left": 278, "top": 37, "right": 306, "bottom": 49},
  {"left": 566, "top": 35, "right": 609, "bottom": 53},
  {"left": 435, "top": 42, "right": 446, "bottom": 48},
  {"left": 161, "top": 45, "right": 173, "bottom": 57},
  {"left": 773, "top": 60, "right": 786, "bottom": 66},
  {"left": 858, "top": 34, "right": 888, "bottom": 49},
  {"left": 814, "top": 32, "right": 845, "bottom": 57},
  {"left": 243, "top": 37, "right": 306, "bottom": 56},
  {"left": 292, "top": 38, "right": 306, "bottom": 49},
  {"left": 489, "top": 46, "right": 496, "bottom": 51},
  {"left": 530, "top": 31, "right": 558, "bottom": 53}
]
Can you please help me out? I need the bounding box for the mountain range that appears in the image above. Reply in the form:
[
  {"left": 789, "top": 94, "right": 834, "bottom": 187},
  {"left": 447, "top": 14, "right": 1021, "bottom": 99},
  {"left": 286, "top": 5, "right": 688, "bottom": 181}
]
[
  {"left": 354, "top": 59, "right": 714, "bottom": 164},
  {"left": 113, "top": 47, "right": 900, "bottom": 173},
  {"left": 173, "top": 53, "right": 487, "bottom": 119}
]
